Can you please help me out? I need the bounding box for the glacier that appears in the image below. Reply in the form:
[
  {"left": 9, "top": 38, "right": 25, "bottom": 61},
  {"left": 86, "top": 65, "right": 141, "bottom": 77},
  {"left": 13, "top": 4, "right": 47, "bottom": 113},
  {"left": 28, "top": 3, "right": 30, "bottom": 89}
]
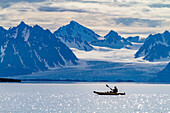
[{"left": 12, "top": 43, "right": 167, "bottom": 82}]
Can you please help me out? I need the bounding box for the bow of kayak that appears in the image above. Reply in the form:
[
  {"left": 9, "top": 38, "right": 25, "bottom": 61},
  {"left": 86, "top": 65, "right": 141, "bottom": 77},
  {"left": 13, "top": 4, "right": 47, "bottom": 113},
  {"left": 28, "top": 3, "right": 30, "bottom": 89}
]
[{"left": 93, "top": 91, "right": 125, "bottom": 95}]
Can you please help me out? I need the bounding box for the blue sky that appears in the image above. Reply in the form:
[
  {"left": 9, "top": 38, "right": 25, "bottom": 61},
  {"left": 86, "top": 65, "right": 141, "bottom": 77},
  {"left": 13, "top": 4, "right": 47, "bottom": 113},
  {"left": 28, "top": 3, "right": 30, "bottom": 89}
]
[{"left": 0, "top": 0, "right": 170, "bottom": 37}]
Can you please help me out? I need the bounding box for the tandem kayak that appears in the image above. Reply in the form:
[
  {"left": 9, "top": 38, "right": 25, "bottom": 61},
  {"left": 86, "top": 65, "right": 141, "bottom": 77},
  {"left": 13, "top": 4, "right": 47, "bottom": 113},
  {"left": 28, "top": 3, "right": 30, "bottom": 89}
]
[{"left": 93, "top": 91, "right": 125, "bottom": 95}]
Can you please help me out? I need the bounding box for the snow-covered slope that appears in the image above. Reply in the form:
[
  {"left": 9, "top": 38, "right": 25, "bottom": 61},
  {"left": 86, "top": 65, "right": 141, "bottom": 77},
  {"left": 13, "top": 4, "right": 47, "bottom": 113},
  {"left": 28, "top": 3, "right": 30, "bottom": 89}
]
[
  {"left": 54, "top": 21, "right": 100, "bottom": 51},
  {"left": 135, "top": 31, "right": 170, "bottom": 62},
  {"left": 0, "top": 21, "right": 78, "bottom": 77},
  {"left": 127, "top": 36, "right": 145, "bottom": 43},
  {"left": 91, "top": 30, "right": 132, "bottom": 49}
]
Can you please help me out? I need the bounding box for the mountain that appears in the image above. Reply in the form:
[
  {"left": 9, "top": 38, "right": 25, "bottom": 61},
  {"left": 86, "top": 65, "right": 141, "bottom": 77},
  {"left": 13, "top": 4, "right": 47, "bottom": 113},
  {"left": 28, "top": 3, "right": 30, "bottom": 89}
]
[
  {"left": 151, "top": 62, "right": 170, "bottom": 82},
  {"left": 127, "top": 36, "right": 145, "bottom": 43},
  {"left": 135, "top": 31, "right": 170, "bottom": 61},
  {"left": 0, "top": 21, "right": 78, "bottom": 77},
  {"left": 54, "top": 20, "right": 100, "bottom": 51},
  {"left": 91, "top": 30, "right": 132, "bottom": 49}
]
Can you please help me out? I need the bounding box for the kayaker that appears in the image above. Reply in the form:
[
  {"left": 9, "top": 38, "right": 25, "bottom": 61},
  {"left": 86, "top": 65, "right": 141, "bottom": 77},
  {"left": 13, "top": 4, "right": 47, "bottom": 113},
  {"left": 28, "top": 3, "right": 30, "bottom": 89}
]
[
  {"left": 106, "top": 84, "right": 118, "bottom": 93},
  {"left": 111, "top": 86, "right": 118, "bottom": 93}
]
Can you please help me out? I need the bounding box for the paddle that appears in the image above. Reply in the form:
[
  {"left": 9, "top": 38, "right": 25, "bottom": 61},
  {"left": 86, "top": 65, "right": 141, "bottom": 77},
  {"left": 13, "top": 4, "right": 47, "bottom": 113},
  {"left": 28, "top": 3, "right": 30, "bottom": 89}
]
[{"left": 106, "top": 84, "right": 113, "bottom": 90}]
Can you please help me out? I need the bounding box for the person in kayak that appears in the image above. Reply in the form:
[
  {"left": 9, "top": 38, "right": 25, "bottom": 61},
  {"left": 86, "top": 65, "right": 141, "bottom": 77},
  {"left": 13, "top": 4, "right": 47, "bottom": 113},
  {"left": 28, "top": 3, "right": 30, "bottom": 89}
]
[
  {"left": 111, "top": 86, "right": 118, "bottom": 93},
  {"left": 106, "top": 84, "right": 118, "bottom": 93}
]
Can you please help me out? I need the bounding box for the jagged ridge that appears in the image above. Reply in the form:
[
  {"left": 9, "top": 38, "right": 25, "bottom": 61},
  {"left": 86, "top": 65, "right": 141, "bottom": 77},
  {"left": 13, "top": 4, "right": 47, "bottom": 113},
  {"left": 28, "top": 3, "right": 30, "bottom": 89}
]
[
  {"left": 91, "top": 30, "right": 132, "bottom": 49},
  {"left": 135, "top": 31, "right": 170, "bottom": 61},
  {"left": 54, "top": 20, "right": 100, "bottom": 51},
  {"left": 0, "top": 21, "right": 78, "bottom": 76}
]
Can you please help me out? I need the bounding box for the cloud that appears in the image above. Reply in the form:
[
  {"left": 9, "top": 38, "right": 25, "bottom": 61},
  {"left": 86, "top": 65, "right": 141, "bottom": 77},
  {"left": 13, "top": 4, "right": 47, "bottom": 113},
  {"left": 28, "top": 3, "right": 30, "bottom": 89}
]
[
  {"left": 149, "top": 3, "right": 170, "bottom": 8},
  {"left": 17, "top": 9, "right": 29, "bottom": 12},
  {"left": 38, "top": 6, "right": 88, "bottom": 13},
  {"left": 0, "top": 0, "right": 170, "bottom": 37},
  {"left": 119, "top": 31, "right": 155, "bottom": 35},
  {"left": 0, "top": 0, "right": 46, "bottom": 8},
  {"left": 113, "top": 18, "right": 163, "bottom": 27}
]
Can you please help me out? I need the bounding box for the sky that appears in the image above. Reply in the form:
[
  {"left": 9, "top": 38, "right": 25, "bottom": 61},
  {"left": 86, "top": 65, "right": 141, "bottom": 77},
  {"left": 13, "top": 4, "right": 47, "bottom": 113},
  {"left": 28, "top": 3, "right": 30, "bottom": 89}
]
[{"left": 0, "top": 0, "right": 170, "bottom": 38}]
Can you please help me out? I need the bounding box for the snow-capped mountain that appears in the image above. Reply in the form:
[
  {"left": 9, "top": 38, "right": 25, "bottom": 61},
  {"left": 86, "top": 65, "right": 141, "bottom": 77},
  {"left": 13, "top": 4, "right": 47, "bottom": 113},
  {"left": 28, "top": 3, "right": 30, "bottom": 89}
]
[
  {"left": 0, "top": 21, "right": 78, "bottom": 77},
  {"left": 127, "top": 36, "right": 145, "bottom": 43},
  {"left": 135, "top": 31, "right": 170, "bottom": 61},
  {"left": 54, "top": 20, "right": 100, "bottom": 51},
  {"left": 91, "top": 30, "right": 132, "bottom": 49}
]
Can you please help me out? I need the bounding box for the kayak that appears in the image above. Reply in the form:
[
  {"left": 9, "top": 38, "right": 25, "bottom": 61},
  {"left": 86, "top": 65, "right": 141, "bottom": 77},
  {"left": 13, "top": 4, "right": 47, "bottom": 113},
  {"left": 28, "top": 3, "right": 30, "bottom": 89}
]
[{"left": 93, "top": 91, "right": 125, "bottom": 95}]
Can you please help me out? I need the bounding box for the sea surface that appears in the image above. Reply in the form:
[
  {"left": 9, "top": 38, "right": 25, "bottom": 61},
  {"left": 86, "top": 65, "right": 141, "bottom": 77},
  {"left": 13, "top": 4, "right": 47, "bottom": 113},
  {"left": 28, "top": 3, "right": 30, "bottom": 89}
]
[{"left": 0, "top": 83, "right": 169, "bottom": 113}]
